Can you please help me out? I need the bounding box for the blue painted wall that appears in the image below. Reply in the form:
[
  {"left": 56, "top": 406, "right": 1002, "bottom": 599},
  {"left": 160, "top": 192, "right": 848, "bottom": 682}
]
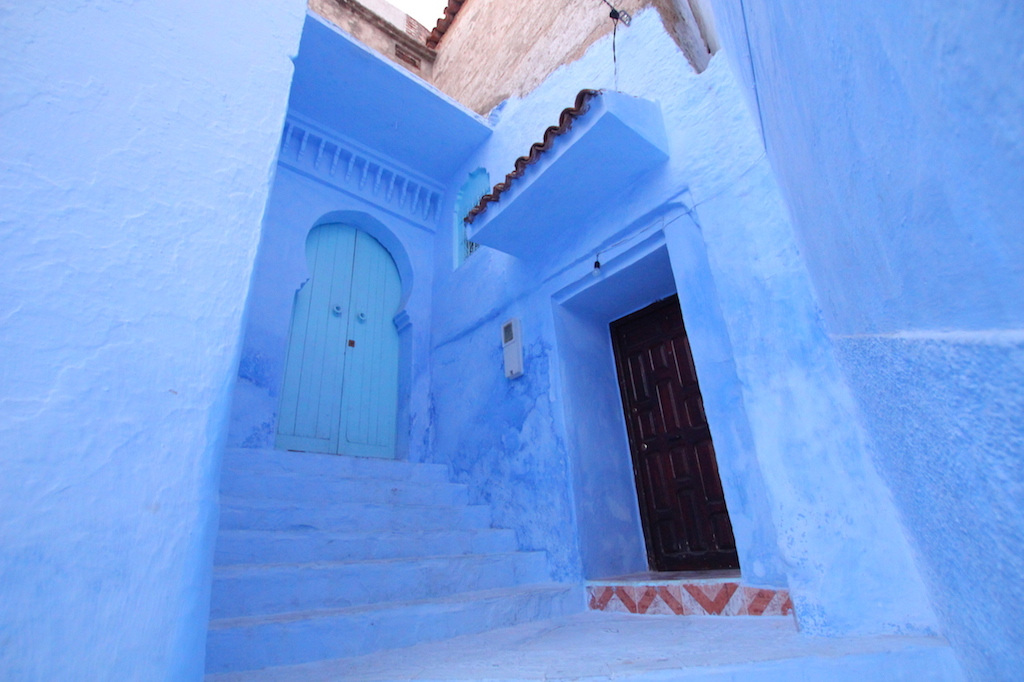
[
  {"left": 6, "top": 1, "right": 1005, "bottom": 675},
  {"left": 708, "top": 0, "right": 1023, "bottom": 677},
  {"left": 227, "top": 151, "right": 438, "bottom": 463},
  {"left": 228, "top": 20, "right": 491, "bottom": 469},
  {"left": 426, "top": 8, "right": 938, "bottom": 638},
  {"left": 0, "top": 2, "right": 304, "bottom": 678}
]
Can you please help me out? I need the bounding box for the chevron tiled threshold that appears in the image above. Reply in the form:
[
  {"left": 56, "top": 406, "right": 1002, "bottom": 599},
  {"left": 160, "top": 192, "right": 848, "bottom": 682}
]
[{"left": 587, "top": 570, "right": 793, "bottom": 617}]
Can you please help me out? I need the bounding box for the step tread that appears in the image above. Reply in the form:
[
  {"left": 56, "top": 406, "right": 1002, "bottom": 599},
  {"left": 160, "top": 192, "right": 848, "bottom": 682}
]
[
  {"left": 208, "top": 582, "right": 578, "bottom": 630},
  {"left": 213, "top": 528, "right": 513, "bottom": 541},
  {"left": 214, "top": 550, "right": 545, "bottom": 573},
  {"left": 219, "top": 496, "right": 486, "bottom": 512},
  {"left": 220, "top": 470, "right": 468, "bottom": 489},
  {"left": 222, "top": 448, "right": 450, "bottom": 479},
  {"left": 212, "top": 527, "right": 518, "bottom": 565}
]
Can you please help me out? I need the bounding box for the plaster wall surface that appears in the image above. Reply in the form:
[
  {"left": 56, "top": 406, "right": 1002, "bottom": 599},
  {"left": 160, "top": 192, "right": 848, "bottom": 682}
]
[
  {"left": 0, "top": 2, "right": 304, "bottom": 678},
  {"left": 227, "top": 164, "right": 437, "bottom": 465},
  {"left": 431, "top": 0, "right": 715, "bottom": 115},
  {"left": 228, "top": 17, "right": 490, "bottom": 467},
  {"left": 310, "top": 0, "right": 435, "bottom": 79},
  {"left": 706, "top": 0, "right": 1023, "bottom": 677},
  {"left": 428, "top": 9, "right": 937, "bottom": 638}
]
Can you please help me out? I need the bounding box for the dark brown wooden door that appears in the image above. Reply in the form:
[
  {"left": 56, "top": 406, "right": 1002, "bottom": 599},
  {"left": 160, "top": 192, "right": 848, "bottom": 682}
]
[{"left": 611, "top": 295, "right": 739, "bottom": 572}]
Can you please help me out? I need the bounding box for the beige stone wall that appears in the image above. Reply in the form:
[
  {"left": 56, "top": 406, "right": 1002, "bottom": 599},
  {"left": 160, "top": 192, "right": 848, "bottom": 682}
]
[
  {"left": 309, "top": 0, "right": 717, "bottom": 115},
  {"left": 310, "top": 0, "right": 436, "bottom": 80},
  {"left": 431, "top": 0, "right": 717, "bottom": 114}
]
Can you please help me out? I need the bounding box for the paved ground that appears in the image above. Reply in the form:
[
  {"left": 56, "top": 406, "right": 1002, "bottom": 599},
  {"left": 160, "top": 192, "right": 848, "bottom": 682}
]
[{"left": 207, "top": 611, "right": 960, "bottom": 681}]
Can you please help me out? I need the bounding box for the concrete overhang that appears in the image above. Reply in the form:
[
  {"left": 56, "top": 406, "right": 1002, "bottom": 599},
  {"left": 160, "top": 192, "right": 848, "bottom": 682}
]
[
  {"left": 289, "top": 13, "right": 492, "bottom": 182},
  {"left": 465, "top": 91, "right": 669, "bottom": 259}
]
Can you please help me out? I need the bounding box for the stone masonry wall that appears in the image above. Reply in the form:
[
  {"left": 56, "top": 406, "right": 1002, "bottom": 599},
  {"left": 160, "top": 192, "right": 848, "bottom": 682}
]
[{"left": 432, "top": 0, "right": 716, "bottom": 114}]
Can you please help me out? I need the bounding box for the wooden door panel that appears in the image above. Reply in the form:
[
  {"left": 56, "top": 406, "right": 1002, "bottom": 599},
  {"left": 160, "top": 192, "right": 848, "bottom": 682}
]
[
  {"left": 625, "top": 353, "right": 651, "bottom": 403},
  {"left": 611, "top": 295, "right": 739, "bottom": 572},
  {"left": 277, "top": 225, "right": 357, "bottom": 450},
  {"left": 276, "top": 225, "right": 399, "bottom": 459},
  {"left": 338, "top": 230, "right": 401, "bottom": 458}
]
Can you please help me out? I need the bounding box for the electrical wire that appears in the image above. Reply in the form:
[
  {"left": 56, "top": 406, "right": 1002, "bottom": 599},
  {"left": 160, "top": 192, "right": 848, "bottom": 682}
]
[
  {"left": 592, "top": 152, "right": 767, "bottom": 272},
  {"left": 600, "top": 0, "right": 626, "bottom": 91},
  {"left": 612, "top": 18, "right": 619, "bottom": 90}
]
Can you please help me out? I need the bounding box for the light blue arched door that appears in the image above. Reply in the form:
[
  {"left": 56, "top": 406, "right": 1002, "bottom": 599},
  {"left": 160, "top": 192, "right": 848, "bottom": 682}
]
[{"left": 275, "top": 224, "right": 401, "bottom": 459}]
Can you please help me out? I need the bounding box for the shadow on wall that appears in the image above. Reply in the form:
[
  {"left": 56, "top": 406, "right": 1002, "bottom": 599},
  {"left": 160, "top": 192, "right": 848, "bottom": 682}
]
[{"left": 552, "top": 237, "right": 678, "bottom": 580}]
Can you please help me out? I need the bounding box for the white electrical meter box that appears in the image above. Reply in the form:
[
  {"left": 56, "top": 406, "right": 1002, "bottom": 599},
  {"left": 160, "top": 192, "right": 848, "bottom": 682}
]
[{"left": 502, "top": 318, "right": 523, "bottom": 379}]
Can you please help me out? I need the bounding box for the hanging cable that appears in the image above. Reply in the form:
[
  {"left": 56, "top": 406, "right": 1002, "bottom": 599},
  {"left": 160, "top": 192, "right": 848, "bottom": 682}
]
[
  {"left": 612, "top": 16, "right": 619, "bottom": 90},
  {"left": 600, "top": 0, "right": 631, "bottom": 25},
  {"left": 586, "top": 151, "right": 767, "bottom": 276},
  {"left": 599, "top": 0, "right": 630, "bottom": 91}
]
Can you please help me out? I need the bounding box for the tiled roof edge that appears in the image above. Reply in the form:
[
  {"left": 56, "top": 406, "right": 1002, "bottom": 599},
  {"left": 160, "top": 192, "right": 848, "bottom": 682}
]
[
  {"left": 426, "top": 0, "right": 467, "bottom": 48},
  {"left": 464, "top": 89, "right": 602, "bottom": 226}
]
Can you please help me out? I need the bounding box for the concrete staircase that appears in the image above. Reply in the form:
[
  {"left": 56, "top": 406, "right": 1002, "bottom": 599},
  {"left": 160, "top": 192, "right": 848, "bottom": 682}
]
[{"left": 204, "top": 448, "right": 583, "bottom": 675}]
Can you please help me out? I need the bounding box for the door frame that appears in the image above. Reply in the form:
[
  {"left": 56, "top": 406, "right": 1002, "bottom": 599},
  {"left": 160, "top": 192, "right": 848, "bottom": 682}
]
[
  {"left": 551, "top": 235, "right": 678, "bottom": 579},
  {"left": 550, "top": 224, "right": 780, "bottom": 580}
]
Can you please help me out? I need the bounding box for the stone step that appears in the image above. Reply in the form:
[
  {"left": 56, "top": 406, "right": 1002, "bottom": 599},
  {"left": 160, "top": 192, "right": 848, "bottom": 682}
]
[
  {"left": 205, "top": 583, "right": 585, "bottom": 674},
  {"left": 218, "top": 497, "right": 492, "bottom": 532},
  {"left": 211, "top": 551, "right": 549, "bottom": 619},
  {"left": 213, "top": 528, "right": 518, "bottom": 565},
  {"left": 206, "top": 612, "right": 963, "bottom": 682},
  {"left": 219, "top": 468, "right": 470, "bottom": 507},
  {"left": 222, "top": 447, "right": 450, "bottom": 485}
]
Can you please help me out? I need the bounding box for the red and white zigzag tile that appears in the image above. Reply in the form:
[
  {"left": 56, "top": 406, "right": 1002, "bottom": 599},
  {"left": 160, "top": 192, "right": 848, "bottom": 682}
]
[{"left": 586, "top": 583, "right": 792, "bottom": 617}]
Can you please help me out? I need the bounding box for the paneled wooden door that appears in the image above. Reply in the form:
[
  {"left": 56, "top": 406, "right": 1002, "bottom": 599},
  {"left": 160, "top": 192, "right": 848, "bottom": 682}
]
[
  {"left": 610, "top": 295, "right": 740, "bottom": 571},
  {"left": 276, "top": 224, "right": 401, "bottom": 459}
]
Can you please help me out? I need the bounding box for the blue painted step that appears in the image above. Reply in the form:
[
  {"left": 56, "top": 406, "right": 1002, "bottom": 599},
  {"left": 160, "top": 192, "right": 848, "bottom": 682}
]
[
  {"left": 220, "top": 469, "right": 471, "bottom": 506},
  {"left": 205, "top": 583, "right": 584, "bottom": 674},
  {"left": 211, "top": 551, "right": 549, "bottom": 618},
  {"left": 218, "top": 497, "right": 492, "bottom": 532},
  {"left": 206, "top": 448, "right": 586, "bottom": 676},
  {"left": 221, "top": 447, "right": 449, "bottom": 484},
  {"left": 214, "top": 527, "right": 517, "bottom": 565}
]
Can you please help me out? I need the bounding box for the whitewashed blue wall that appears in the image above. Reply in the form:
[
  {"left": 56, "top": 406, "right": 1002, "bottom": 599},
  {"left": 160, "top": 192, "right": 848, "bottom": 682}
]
[
  {"left": 708, "top": 1, "right": 1023, "bottom": 678},
  {"left": 228, "top": 134, "right": 439, "bottom": 465},
  {"left": 0, "top": 3, "right": 304, "bottom": 678},
  {"left": 428, "top": 8, "right": 937, "bottom": 638}
]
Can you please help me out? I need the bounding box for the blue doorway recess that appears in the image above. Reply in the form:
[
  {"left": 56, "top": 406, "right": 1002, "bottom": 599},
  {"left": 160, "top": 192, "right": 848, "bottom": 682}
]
[{"left": 276, "top": 224, "right": 401, "bottom": 459}]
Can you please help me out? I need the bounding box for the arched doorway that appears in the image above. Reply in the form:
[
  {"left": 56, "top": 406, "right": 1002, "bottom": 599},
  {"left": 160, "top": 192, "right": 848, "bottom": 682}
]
[{"left": 275, "top": 223, "right": 401, "bottom": 459}]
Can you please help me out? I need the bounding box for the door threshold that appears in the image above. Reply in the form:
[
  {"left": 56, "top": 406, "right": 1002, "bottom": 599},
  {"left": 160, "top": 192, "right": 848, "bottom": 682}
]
[
  {"left": 585, "top": 570, "right": 792, "bottom": 617},
  {"left": 588, "top": 568, "right": 742, "bottom": 585}
]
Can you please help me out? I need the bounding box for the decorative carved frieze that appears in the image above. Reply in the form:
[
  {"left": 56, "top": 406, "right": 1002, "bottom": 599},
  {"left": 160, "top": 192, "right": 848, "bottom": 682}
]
[{"left": 280, "top": 117, "right": 443, "bottom": 226}]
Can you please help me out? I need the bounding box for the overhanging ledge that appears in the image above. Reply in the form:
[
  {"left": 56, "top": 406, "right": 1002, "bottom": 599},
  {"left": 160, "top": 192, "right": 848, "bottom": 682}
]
[{"left": 465, "top": 90, "right": 669, "bottom": 259}]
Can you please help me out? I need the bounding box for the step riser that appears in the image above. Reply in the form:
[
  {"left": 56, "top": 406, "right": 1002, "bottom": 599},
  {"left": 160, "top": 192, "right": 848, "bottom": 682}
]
[
  {"left": 222, "top": 448, "right": 449, "bottom": 484},
  {"left": 211, "top": 552, "right": 549, "bottom": 618},
  {"left": 214, "top": 529, "right": 517, "bottom": 565},
  {"left": 220, "top": 473, "right": 469, "bottom": 507},
  {"left": 219, "top": 503, "right": 492, "bottom": 532},
  {"left": 205, "top": 585, "right": 585, "bottom": 674},
  {"left": 207, "top": 450, "right": 580, "bottom": 676}
]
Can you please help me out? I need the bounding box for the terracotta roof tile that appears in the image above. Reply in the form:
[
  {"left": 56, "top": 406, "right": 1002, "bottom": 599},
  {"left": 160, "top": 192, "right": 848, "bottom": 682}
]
[
  {"left": 426, "top": 0, "right": 466, "bottom": 48},
  {"left": 464, "top": 89, "right": 602, "bottom": 225}
]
